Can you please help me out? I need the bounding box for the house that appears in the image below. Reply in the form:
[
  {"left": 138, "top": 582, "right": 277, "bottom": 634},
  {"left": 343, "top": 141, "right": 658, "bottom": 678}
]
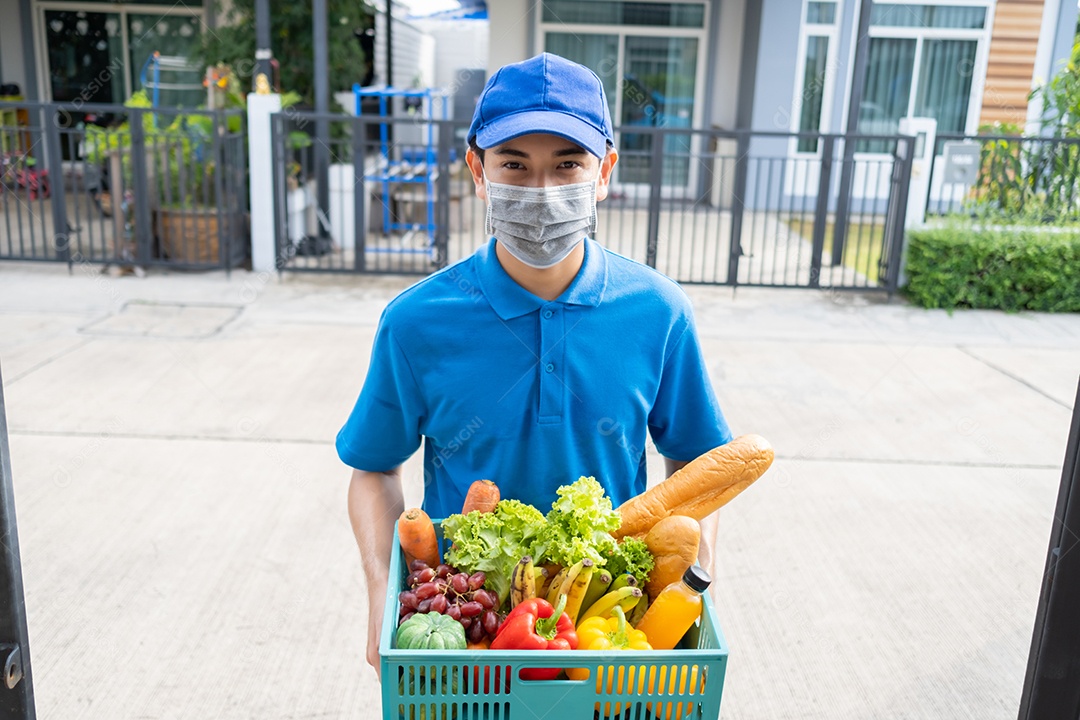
[{"left": 485, "top": 0, "right": 1078, "bottom": 197}]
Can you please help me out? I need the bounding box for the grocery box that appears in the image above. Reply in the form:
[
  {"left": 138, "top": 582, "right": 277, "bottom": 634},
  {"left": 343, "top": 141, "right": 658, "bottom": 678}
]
[{"left": 380, "top": 520, "right": 729, "bottom": 719}]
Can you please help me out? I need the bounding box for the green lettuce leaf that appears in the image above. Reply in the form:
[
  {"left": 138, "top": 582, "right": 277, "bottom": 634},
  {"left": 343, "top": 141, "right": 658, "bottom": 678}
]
[
  {"left": 441, "top": 499, "right": 546, "bottom": 606},
  {"left": 533, "top": 476, "right": 621, "bottom": 568},
  {"left": 603, "top": 536, "right": 654, "bottom": 588}
]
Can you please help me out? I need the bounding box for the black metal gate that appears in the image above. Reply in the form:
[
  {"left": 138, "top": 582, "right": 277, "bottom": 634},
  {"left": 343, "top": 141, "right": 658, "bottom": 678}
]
[
  {"left": 0, "top": 101, "right": 248, "bottom": 272},
  {"left": 270, "top": 111, "right": 913, "bottom": 292}
]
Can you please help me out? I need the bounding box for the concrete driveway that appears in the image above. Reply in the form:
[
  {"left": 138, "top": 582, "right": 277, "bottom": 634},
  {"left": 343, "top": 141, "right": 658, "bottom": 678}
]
[{"left": 1, "top": 261, "right": 1077, "bottom": 719}]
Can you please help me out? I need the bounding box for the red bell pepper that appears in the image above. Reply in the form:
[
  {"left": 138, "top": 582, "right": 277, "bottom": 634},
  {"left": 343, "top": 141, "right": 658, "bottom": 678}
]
[{"left": 490, "top": 594, "right": 578, "bottom": 680}]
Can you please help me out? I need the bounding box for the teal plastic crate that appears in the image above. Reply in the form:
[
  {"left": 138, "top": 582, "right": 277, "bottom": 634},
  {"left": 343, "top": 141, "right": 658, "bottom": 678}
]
[{"left": 380, "top": 520, "right": 729, "bottom": 719}]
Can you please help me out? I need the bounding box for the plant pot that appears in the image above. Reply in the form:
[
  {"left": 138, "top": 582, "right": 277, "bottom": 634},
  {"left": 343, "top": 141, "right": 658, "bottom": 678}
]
[{"left": 157, "top": 207, "right": 222, "bottom": 264}]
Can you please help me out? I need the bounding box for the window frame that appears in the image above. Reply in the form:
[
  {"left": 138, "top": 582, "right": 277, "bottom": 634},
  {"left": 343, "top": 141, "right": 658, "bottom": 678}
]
[
  {"left": 536, "top": 0, "right": 710, "bottom": 194},
  {"left": 855, "top": 0, "right": 995, "bottom": 158},
  {"left": 790, "top": 0, "right": 842, "bottom": 158}
]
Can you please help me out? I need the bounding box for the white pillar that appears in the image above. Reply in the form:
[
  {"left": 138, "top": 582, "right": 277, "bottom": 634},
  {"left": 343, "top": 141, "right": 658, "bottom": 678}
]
[
  {"left": 897, "top": 117, "right": 937, "bottom": 231},
  {"left": 248, "top": 92, "right": 282, "bottom": 273}
]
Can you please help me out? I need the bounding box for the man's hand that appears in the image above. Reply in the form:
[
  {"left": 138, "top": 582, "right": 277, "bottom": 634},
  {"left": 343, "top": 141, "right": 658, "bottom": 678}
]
[
  {"left": 347, "top": 467, "right": 404, "bottom": 681},
  {"left": 367, "top": 579, "right": 386, "bottom": 679}
]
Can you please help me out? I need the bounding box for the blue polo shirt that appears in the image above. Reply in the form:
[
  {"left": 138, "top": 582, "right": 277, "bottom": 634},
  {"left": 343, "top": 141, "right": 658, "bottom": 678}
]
[{"left": 336, "top": 237, "right": 732, "bottom": 519}]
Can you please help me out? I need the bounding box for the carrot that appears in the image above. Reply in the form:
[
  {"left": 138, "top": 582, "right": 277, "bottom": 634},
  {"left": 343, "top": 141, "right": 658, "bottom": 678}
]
[
  {"left": 461, "top": 479, "right": 500, "bottom": 514},
  {"left": 398, "top": 508, "right": 440, "bottom": 568}
]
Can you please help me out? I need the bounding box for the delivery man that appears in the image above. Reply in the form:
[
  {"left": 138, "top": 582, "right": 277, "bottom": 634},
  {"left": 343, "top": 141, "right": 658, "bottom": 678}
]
[{"left": 337, "top": 53, "right": 732, "bottom": 677}]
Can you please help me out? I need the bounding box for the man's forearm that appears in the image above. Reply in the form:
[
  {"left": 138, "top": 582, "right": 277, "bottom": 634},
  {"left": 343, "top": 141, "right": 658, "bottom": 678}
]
[{"left": 348, "top": 468, "right": 405, "bottom": 587}]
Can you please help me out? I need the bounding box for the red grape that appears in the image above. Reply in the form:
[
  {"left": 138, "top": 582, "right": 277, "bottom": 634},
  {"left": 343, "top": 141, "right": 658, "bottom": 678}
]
[
  {"left": 474, "top": 590, "right": 494, "bottom": 609},
  {"left": 451, "top": 574, "right": 470, "bottom": 595},
  {"left": 417, "top": 568, "right": 436, "bottom": 584},
  {"left": 406, "top": 571, "right": 421, "bottom": 587},
  {"left": 399, "top": 612, "right": 414, "bottom": 626},
  {"left": 467, "top": 572, "right": 486, "bottom": 591},
  {"left": 399, "top": 604, "right": 411, "bottom": 618},
  {"left": 459, "top": 617, "right": 472, "bottom": 629},
  {"left": 398, "top": 591, "right": 419, "bottom": 610},
  {"left": 416, "top": 598, "right": 433, "bottom": 613},
  {"left": 409, "top": 559, "right": 429, "bottom": 572},
  {"left": 446, "top": 605, "right": 462, "bottom": 621},
  {"left": 436, "top": 564, "right": 453, "bottom": 578},
  {"left": 460, "top": 601, "right": 483, "bottom": 618},
  {"left": 415, "top": 583, "right": 439, "bottom": 600},
  {"left": 429, "top": 594, "right": 449, "bottom": 614},
  {"left": 481, "top": 611, "right": 499, "bottom": 636},
  {"left": 467, "top": 621, "right": 485, "bottom": 644}
]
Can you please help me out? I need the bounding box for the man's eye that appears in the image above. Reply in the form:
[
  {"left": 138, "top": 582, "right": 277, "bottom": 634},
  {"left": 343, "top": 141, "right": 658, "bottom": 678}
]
[
  {"left": 502, "top": 162, "right": 524, "bottom": 170},
  {"left": 559, "top": 161, "right": 581, "bottom": 169}
]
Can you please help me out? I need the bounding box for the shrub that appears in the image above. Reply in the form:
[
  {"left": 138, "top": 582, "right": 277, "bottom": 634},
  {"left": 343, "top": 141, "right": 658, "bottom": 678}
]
[{"left": 904, "top": 223, "right": 1080, "bottom": 312}]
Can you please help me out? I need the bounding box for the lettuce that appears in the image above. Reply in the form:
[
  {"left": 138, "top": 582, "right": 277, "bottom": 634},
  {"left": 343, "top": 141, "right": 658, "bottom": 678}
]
[
  {"left": 603, "top": 536, "right": 654, "bottom": 588},
  {"left": 533, "top": 476, "right": 621, "bottom": 568},
  {"left": 441, "top": 499, "right": 546, "bottom": 605}
]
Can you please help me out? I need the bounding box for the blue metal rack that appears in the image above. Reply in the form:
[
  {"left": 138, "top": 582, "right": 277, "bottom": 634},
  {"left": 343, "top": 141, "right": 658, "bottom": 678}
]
[{"left": 352, "top": 85, "right": 449, "bottom": 257}]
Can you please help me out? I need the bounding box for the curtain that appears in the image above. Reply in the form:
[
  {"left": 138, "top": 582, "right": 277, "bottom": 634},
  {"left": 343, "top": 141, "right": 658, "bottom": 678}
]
[
  {"left": 798, "top": 36, "right": 830, "bottom": 152},
  {"left": 858, "top": 37, "right": 916, "bottom": 152},
  {"left": 915, "top": 39, "right": 977, "bottom": 133}
]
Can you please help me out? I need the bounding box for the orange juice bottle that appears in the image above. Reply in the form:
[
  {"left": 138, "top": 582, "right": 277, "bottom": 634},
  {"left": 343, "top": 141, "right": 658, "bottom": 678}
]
[{"left": 634, "top": 565, "right": 711, "bottom": 650}]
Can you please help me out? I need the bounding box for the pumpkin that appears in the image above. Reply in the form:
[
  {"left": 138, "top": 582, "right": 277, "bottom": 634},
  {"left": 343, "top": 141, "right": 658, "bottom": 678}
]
[{"left": 395, "top": 612, "right": 467, "bottom": 650}]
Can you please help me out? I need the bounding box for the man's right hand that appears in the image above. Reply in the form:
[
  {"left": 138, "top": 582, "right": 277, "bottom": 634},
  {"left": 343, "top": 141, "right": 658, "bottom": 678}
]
[
  {"left": 367, "top": 579, "right": 387, "bottom": 680},
  {"left": 347, "top": 467, "right": 404, "bottom": 685}
]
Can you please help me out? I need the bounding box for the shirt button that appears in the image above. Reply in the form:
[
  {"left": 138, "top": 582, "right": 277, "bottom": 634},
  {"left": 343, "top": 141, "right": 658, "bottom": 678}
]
[
  {"left": 545, "top": 363, "right": 554, "bottom": 373},
  {"left": 543, "top": 309, "right": 554, "bottom": 319}
]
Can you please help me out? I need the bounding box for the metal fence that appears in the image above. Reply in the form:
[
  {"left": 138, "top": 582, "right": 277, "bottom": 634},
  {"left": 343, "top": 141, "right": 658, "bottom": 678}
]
[
  {"left": 927, "top": 133, "right": 1080, "bottom": 223},
  {"left": 271, "top": 112, "right": 915, "bottom": 293},
  {"left": 0, "top": 101, "right": 248, "bottom": 271}
]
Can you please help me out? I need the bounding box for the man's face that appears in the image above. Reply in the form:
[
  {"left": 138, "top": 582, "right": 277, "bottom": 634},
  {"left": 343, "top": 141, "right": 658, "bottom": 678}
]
[{"left": 466, "top": 133, "right": 617, "bottom": 202}]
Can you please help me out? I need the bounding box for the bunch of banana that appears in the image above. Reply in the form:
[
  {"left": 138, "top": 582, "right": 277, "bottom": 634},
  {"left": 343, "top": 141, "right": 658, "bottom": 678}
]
[
  {"left": 579, "top": 585, "right": 642, "bottom": 623},
  {"left": 510, "top": 556, "right": 537, "bottom": 608},
  {"left": 545, "top": 559, "right": 590, "bottom": 606},
  {"left": 627, "top": 593, "right": 649, "bottom": 626},
  {"left": 579, "top": 569, "right": 612, "bottom": 617}
]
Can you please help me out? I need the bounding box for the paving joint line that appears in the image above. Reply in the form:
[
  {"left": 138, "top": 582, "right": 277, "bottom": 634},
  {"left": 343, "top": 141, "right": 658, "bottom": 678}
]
[
  {"left": 776, "top": 454, "right": 1059, "bottom": 470},
  {"left": 10, "top": 429, "right": 329, "bottom": 445},
  {"left": 957, "top": 345, "right": 1072, "bottom": 410},
  {"left": 4, "top": 336, "right": 98, "bottom": 386}
]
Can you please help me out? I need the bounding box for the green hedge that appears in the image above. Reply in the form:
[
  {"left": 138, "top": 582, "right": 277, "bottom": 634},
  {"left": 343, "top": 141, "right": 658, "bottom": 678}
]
[{"left": 904, "top": 224, "right": 1080, "bottom": 312}]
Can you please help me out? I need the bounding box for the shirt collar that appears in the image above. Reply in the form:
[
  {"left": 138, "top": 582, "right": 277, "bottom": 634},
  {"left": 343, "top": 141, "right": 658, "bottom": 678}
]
[{"left": 475, "top": 237, "right": 608, "bottom": 320}]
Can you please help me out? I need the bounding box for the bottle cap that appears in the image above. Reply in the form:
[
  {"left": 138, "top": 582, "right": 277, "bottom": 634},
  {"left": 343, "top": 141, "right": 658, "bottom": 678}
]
[{"left": 682, "top": 565, "right": 712, "bottom": 593}]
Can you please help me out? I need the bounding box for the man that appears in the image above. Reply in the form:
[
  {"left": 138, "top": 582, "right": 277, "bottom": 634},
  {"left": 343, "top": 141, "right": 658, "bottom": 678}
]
[{"left": 338, "top": 53, "right": 732, "bottom": 677}]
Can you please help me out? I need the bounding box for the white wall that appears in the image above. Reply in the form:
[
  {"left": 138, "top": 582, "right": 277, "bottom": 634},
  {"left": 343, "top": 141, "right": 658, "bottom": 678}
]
[
  {"left": 373, "top": 11, "right": 436, "bottom": 88},
  {"left": 410, "top": 18, "right": 489, "bottom": 91},
  {"left": 710, "top": 0, "right": 745, "bottom": 130},
  {"left": 486, "top": 0, "right": 530, "bottom": 75},
  {"left": 0, "top": 0, "right": 26, "bottom": 92}
]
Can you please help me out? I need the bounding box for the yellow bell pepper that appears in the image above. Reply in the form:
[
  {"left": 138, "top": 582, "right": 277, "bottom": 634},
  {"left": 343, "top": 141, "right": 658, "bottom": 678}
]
[{"left": 567, "top": 607, "right": 703, "bottom": 719}]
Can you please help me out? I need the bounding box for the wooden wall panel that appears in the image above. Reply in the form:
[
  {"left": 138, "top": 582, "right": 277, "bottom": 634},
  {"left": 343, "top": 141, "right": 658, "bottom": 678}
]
[{"left": 979, "top": 0, "right": 1046, "bottom": 128}]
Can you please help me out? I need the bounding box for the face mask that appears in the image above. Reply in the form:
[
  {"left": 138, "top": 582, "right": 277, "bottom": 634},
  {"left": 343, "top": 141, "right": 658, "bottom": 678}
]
[{"left": 484, "top": 174, "right": 599, "bottom": 269}]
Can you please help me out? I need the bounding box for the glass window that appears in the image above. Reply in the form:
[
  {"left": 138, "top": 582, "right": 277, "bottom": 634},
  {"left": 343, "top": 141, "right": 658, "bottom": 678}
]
[
  {"left": 857, "top": 37, "right": 916, "bottom": 152},
  {"left": 870, "top": 4, "right": 986, "bottom": 29},
  {"left": 913, "top": 39, "right": 977, "bottom": 133},
  {"left": 797, "top": 36, "right": 830, "bottom": 152},
  {"left": 45, "top": 10, "right": 125, "bottom": 104},
  {"left": 541, "top": 1, "right": 705, "bottom": 28},
  {"left": 806, "top": 2, "right": 836, "bottom": 25},
  {"left": 129, "top": 14, "right": 204, "bottom": 107}
]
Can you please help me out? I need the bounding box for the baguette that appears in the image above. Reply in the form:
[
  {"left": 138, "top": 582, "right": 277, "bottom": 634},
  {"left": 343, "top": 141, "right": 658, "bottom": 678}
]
[{"left": 613, "top": 434, "right": 774, "bottom": 540}]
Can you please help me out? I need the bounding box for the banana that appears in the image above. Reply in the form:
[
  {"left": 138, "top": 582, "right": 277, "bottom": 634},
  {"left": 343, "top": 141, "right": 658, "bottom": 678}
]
[
  {"left": 563, "top": 560, "right": 595, "bottom": 624},
  {"left": 510, "top": 556, "right": 536, "bottom": 608},
  {"left": 607, "top": 573, "right": 638, "bottom": 594},
  {"left": 627, "top": 592, "right": 649, "bottom": 627},
  {"left": 580, "top": 586, "right": 642, "bottom": 623},
  {"left": 547, "top": 559, "right": 585, "bottom": 606},
  {"left": 533, "top": 565, "right": 550, "bottom": 599},
  {"left": 580, "top": 569, "right": 612, "bottom": 617},
  {"left": 544, "top": 565, "right": 570, "bottom": 605},
  {"left": 616, "top": 587, "right": 644, "bottom": 616}
]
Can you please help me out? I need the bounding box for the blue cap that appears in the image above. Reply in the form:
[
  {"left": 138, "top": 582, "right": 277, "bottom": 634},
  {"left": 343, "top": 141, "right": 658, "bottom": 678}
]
[{"left": 467, "top": 53, "right": 614, "bottom": 159}]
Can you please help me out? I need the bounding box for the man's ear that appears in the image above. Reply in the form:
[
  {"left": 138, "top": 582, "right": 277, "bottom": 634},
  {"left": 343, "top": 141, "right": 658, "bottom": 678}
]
[
  {"left": 595, "top": 147, "right": 619, "bottom": 202},
  {"left": 465, "top": 147, "right": 487, "bottom": 201}
]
